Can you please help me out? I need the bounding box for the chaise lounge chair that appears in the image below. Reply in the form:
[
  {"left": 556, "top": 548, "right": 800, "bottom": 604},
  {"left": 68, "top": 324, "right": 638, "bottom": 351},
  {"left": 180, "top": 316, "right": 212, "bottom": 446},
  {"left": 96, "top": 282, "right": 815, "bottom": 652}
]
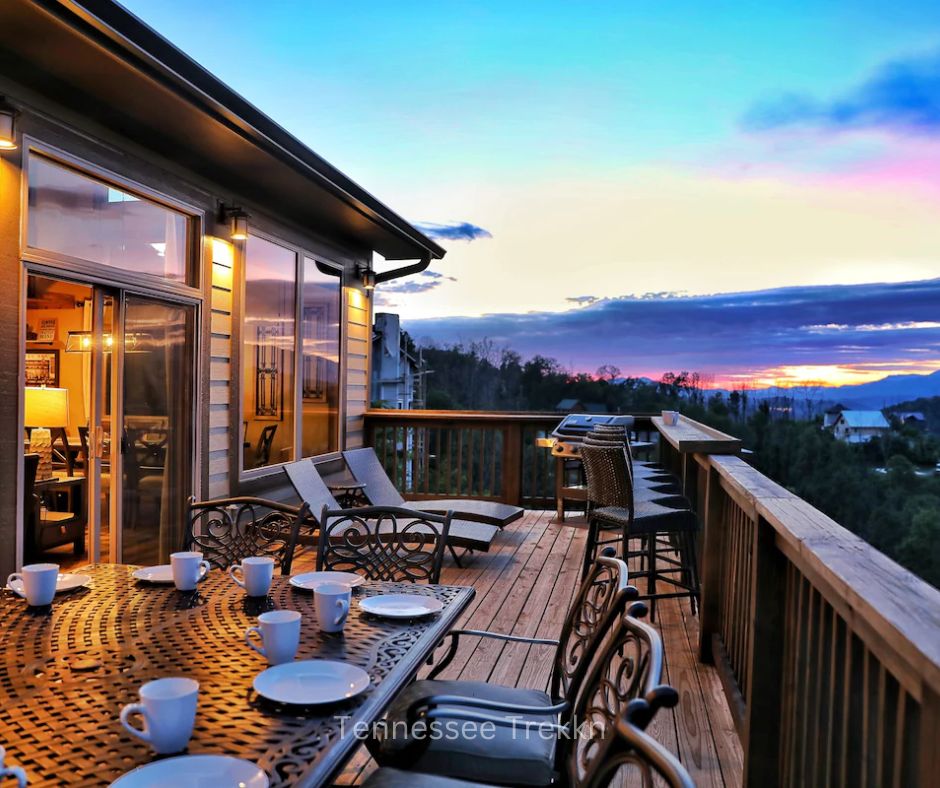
[
  {"left": 342, "top": 448, "right": 524, "bottom": 528},
  {"left": 283, "top": 460, "right": 499, "bottom": 566}
]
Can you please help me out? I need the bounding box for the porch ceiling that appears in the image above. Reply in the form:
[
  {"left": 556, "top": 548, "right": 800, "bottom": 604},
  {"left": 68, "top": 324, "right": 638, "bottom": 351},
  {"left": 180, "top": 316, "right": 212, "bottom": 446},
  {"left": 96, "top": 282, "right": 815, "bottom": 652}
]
[{"left": 0, "top": 0, "right": 446, "bottom": 262}]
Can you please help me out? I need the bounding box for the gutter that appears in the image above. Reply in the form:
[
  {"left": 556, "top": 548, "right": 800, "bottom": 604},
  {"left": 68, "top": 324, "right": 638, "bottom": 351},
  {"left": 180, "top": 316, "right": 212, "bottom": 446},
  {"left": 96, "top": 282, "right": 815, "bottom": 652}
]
[{"left": 375, "top": 256, "right": 431, "bottom": 284}]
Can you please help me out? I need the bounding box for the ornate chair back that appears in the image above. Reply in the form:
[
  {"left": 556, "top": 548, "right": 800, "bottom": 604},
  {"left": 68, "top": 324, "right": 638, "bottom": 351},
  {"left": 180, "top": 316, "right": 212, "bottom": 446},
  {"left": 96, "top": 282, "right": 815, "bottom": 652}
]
[
  {"left": 317, "top": 506, "right": 451, "bottom": 584},
  {"left": 185, "top": 496, "right": 308, "bottom": 574},
  {"left": 548, "top": 557, "right": 633, "bottom": 715},
  {"left": 562, "top": 601, "right": 684, "bottom": 786}
]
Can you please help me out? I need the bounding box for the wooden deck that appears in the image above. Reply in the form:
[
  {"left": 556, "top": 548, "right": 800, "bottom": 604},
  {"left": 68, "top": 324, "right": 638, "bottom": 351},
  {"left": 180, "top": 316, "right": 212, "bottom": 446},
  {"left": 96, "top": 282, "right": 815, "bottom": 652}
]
[{"left": 293, "top": 509, "right": 743, "bottom": 786}]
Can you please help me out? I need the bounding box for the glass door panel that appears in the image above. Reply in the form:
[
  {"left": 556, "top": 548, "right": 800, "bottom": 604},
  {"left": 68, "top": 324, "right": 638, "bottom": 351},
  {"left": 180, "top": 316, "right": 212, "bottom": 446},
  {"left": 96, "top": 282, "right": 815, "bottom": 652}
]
[{"left": 120, "top": 296, "right": 195, "bottom": 565}]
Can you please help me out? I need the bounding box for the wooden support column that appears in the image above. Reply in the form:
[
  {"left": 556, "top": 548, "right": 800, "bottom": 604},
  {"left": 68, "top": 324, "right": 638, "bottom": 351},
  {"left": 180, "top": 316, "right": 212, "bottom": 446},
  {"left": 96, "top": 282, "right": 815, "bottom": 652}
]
[
  {"left": 698, "top": 462, "right": 726, "bottom": 662},
  {"left": 501, "top": 421, "right": 522, "bottom": 506},
  {"left": 742, "top": 516, "right": 787, "bottom": 786}
]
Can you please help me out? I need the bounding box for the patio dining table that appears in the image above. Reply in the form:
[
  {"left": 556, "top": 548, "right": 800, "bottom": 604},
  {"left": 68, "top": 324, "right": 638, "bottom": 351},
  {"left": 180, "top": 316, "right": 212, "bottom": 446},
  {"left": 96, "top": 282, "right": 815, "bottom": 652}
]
[{"left": 0, "top": 564, "right": 474, "bottom": 787}]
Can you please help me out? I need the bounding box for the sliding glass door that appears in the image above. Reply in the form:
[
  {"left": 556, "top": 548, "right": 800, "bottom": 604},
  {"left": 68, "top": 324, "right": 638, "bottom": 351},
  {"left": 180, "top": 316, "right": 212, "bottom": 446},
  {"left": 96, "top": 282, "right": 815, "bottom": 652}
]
[{"left": 118, "top": 295, "right": 196, "bottom": 566}]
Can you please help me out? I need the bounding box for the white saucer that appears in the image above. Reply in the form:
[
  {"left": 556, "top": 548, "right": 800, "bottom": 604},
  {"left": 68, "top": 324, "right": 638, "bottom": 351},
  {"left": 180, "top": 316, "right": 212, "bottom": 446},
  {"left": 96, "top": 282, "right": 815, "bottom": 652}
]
[
  {"left": 7, "top": 573, "right": 91, "bottom": 596},
  {"left": 289, "top": 571, "right": 364, "bottom": 591},
  {"left": 253, "top": 659, "right": 370, "bottom": 705},
  {"left": 110, "top": 755, "right": 268, "bottom": 787},
  {"left": 358, "top": 593, "right": 444, "bottom": 619},
  {"left": 131, "top": 565, "right": 175, "bottom": 584}
]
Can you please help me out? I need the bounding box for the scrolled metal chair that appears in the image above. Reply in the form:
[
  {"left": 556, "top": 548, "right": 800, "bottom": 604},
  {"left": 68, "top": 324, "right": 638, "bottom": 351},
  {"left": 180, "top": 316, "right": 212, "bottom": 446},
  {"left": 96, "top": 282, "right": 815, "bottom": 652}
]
[
  {"left": 185, "top": 496, "right": 310, "bottom": 574},
  {"left": 365, "top": 557, "right": 635, "bottom": 786},
  {"left": 317, "top": 505, "right": 452, "bottom": 584},
  {"left": 364, "top": 596, "right": 690, "bottom": 788}
]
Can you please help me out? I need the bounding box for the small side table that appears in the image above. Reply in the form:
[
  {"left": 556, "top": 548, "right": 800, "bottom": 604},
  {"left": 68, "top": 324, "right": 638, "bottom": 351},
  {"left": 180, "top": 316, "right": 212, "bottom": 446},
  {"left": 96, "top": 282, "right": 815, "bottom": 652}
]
[{"left": 327, "top": 481, "right": 369, "bottom": 508}]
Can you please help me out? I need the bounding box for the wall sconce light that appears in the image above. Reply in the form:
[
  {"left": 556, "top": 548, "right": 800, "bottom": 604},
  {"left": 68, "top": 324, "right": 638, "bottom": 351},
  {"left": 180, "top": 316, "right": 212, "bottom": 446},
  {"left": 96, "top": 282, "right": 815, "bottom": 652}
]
[
  {"left": 221, "top": 204, "right": 249, "bottom": 241},
  {"left": 358, "top": 265, "right": 376, "bottom": 291},
  {"left": 0, "top": 97, "right": 18, "bottom": 151}
]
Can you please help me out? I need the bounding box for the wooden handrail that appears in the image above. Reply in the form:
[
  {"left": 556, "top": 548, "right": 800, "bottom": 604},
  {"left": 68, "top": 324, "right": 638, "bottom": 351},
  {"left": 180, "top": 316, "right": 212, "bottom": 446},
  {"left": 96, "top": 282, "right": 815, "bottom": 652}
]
[{"left": 654, "top": 416, "right": 940, "bottom": 786}]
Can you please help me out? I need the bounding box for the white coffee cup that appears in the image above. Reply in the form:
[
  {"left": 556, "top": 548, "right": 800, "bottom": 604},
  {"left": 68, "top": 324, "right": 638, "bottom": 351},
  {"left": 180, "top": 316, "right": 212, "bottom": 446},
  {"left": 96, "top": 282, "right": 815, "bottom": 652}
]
[
  {"left": 0, "top": 746, "right": 27, "bottom": 787},
  {"left": 315, "top": 582, "right": 351, "bottom": 633},
  {"left": 228, "top": 556, "right": 275, "bottom": 597},
  {"left": 661, "top": 410, "right": 680, "bottom": 426},
  {"left": 7, "top": 563, "right": 59, "bottom": 606},
  {"left": 120, "top": 677, "right": 199, "bottom": 755},
  {"left": 170, "top": 551, "right": 210, "bottom": 591},
  {"left": 245, "top": 610, "right": 301, "bottom": 665}
]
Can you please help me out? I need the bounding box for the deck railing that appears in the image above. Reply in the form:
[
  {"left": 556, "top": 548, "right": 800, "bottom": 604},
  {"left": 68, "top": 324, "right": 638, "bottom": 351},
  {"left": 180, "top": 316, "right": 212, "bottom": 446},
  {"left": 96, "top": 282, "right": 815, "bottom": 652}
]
[
  {"left": 364, "top": 408, "right": 940, "bottom": 786},
  {"left": 659, "top": 417, "right": 940, "bottom": 787},
  {"left": 363, "top": 409, "right": 657, "bottom": 509}
]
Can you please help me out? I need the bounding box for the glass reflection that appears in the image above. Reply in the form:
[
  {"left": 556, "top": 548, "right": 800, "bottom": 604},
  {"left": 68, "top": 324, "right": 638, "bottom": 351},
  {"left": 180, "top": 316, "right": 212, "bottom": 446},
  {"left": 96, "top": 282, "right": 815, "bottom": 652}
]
[
  {"left": 301, "top": 258, "right": 341, "bottom": 457},
  {"left": 27, "top": 155, "right": 189, "bottom": 283},
  {"left": 243, "top": 236, "right": 296, "bottom": 470}
]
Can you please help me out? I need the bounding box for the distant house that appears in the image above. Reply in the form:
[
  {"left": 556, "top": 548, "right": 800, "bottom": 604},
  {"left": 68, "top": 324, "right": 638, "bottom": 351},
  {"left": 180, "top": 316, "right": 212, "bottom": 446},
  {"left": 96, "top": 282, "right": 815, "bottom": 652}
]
[
  {"left": 832, "top": 411, "right": 890, "bottom": 444},
  {"left": 895, "top": 411, "right": 927, "bottom": 431},
  {"left": 822, "top": 404, "right": 847, "bottom": 429},
  {"left": 371, "top": 313, "right": 426, "bottom": 409},
  {"left": 555, "top": 399, "right": 609, "bottom": 414}
]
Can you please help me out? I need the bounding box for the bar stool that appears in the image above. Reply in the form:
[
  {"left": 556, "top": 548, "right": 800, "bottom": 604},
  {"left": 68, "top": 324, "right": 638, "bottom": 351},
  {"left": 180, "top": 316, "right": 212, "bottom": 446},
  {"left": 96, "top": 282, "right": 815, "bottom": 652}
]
[{"left": 580, "top": 442, "right": 700, "bottom": 620}]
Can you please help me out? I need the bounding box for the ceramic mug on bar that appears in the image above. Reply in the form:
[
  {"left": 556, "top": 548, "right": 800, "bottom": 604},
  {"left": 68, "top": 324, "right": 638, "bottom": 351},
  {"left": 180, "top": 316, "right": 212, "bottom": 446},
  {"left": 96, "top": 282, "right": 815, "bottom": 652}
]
[
  {"left": 120, "top": 677, "right": 199, "bottom": 755},
  {"left": 170, "top": 551, "right": 210, "bottom": 591},
  {"left": 315, "top": 582, "right": 351, "bottom": 634},
  {"left": 228, "top": 556, "right": 275, "bottom": 597},
  {"left": 661, "top": 410, "right": 680, "bottom": 426},
  {"left": 245, "top": 610, "right": 301, "bottom": 665},
  {"left": 7, "top": 563, "right": 59, "bottom": 606},
  {"left": 0, "top": 746, "right": 27, "bottom": 787}
]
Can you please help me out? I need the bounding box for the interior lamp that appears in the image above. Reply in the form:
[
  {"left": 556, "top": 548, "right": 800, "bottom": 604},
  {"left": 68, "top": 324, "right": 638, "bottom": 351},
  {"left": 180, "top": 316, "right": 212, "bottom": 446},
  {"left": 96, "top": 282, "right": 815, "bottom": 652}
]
[
  {"left": 25, "top": 386, "right": 69, "bottom": 480},
  {"left": 0, "top": 98, "right": 16, "bottom": 151}
]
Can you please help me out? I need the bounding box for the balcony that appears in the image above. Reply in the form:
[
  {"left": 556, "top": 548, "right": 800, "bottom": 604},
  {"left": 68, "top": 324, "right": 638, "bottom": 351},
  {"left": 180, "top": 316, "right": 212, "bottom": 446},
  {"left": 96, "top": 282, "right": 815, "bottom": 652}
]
[{"left": 347, "top": 409, "right": 940, "bottom": 786}]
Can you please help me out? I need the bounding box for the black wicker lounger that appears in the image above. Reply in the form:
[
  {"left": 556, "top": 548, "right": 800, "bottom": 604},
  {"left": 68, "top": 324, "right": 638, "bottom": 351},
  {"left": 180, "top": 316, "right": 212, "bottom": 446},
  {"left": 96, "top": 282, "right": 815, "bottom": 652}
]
[
  {"left": 342, "top": 448, "right": 524, "bottom": 527},
  {"left": 283, "top": 461, "right": 499, "bottom": 562}
]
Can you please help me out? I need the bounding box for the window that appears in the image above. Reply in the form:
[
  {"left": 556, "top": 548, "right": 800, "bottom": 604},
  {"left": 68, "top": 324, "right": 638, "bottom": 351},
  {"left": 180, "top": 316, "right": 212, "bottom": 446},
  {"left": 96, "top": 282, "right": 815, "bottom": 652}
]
[
  {"left": 27, "top": 154, "right": 190, "bottom": 283},
  {"left": 242, "top": 238, "right": 342, "bottom": 472},
  {"left": 301, "top": 257, "right": 341, "bottom": 457}
]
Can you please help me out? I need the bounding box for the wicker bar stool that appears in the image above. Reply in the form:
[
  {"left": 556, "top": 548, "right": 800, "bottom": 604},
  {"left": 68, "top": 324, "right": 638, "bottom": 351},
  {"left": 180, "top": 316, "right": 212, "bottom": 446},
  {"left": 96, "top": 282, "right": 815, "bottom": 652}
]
[
  {"left": 580, "top": 442, "right": 700, "bottom": 620},
  {"left": 589, "top": 424, "right": 673, "bottom": 478},
  {"left": 582, "top": 433, "right": 680, "bottom": 493}
]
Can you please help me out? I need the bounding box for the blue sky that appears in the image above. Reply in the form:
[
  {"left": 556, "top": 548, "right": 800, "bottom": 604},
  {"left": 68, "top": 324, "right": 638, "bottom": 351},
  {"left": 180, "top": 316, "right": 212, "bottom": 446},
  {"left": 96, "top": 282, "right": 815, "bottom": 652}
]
[{"left": 124, "top": 1, "right": 940, "bottom": 384}]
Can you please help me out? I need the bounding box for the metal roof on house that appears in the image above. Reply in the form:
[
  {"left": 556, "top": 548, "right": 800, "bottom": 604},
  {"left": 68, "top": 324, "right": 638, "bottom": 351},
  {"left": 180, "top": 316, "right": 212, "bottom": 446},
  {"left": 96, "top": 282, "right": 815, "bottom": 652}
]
[{"left": 838, "top": 411, "right": 890, "bottom": 429}]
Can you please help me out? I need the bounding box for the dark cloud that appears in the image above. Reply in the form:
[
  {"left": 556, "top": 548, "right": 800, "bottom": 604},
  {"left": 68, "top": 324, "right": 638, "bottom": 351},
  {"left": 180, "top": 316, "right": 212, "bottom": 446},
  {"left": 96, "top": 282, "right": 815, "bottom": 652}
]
[
  {"left": 566, "top": 295, "right": 599, "bottom": 306},
  {"left": 742, "top": 50, "right": 940, "bottom": 136},
  {"left": 404, "top": 279, "right": 940, "bottom": 376},
  {"left": 378, "top": 269, "right": 458, "bottom": 296},
  {"left": 413, "top": 221, "right": 493, "bottom": 242}
]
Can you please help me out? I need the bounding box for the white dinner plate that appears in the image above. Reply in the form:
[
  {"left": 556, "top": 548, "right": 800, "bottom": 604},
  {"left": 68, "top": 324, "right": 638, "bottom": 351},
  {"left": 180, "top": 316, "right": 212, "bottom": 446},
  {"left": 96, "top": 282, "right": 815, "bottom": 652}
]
[
  {"left": 253, "top": 659, "right": 370, "bottom": 705},
  {"left": 131, "top": 565, "right": 175, "bottom": 584},
  {"left": 358, "top": 593, "right": 444, "bottom": 619},
  {"left": 7, "top": 573, "right": 91, "bottom": 595},
  {"left": 289, "top": 571, "right": 364, "bottom": 591},
  {"left": 110, "top": 755, "right": 268, "bottom": 787}
]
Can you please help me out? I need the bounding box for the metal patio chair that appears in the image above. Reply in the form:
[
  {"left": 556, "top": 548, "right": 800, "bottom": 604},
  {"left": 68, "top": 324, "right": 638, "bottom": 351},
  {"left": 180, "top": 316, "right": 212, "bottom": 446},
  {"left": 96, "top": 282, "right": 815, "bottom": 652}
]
[
  {"left": 185, "top": 496, "right": 310, "bottom": 574},
  {"left": 366, "top": 592, "right": 685, "bottom": 787}
]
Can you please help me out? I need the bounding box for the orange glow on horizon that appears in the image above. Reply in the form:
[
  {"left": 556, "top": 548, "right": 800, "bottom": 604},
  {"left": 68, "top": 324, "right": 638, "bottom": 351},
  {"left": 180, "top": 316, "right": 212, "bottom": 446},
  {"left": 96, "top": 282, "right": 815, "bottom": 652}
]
[{"left": 714, "top": 361, "right": 940, "bottom": 390}]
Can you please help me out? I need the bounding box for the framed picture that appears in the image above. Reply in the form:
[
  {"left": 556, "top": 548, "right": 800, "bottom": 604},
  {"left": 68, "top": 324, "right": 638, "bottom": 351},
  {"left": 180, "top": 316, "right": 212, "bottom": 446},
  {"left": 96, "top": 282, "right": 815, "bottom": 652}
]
[
  {"left": 25, "top": 349, "right": 59, "bottom": 387},
  {"left": 302, "top": 305, "right": 327, "bottom": 402}
]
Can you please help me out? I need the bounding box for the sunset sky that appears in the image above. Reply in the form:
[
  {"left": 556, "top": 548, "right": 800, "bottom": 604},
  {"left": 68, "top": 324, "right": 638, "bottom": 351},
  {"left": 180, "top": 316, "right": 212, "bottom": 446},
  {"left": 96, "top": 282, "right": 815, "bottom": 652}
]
[{"left": 124, "top": 0, "right": 940, "bottom": 386}]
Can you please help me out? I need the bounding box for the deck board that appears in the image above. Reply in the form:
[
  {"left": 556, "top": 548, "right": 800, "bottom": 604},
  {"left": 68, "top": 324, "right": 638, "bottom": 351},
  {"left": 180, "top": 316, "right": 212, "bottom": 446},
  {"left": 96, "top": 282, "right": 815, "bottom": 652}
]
[{"left": 299, "top": 510, "right": 742, "bottom": 786}]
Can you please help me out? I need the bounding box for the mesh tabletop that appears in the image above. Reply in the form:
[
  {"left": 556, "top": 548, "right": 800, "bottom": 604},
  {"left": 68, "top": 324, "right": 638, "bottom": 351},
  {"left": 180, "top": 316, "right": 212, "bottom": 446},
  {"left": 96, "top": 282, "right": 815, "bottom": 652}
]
[{"left": 0, "top": 564, "right": 473, "bottom": 787}]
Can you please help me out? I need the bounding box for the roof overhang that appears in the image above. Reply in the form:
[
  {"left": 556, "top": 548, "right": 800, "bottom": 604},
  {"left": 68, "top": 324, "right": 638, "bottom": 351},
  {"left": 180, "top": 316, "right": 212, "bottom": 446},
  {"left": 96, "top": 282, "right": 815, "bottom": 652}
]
[{"left": 0, "top": 0, "right": 446, "bottom": 262}]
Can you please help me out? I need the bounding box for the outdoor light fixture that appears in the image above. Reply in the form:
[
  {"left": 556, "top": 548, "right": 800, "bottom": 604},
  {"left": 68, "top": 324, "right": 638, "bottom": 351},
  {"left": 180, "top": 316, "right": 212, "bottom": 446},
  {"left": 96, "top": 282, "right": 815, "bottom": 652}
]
[
  {"left": 222, "top": 204, "right": 249, "bottom": 241},
  {"left": 0, "top": 97, "right": 17, "bottom": 151},
  {"left": 358, "top": 265, "right": 376, "bottom": 291}
]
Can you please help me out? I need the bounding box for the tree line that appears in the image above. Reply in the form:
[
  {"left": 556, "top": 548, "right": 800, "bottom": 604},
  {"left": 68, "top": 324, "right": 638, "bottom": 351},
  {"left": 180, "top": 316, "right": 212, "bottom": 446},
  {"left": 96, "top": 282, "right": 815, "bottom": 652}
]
[{"left": 416, "top": 338, "right": 940, "bottom": 588}]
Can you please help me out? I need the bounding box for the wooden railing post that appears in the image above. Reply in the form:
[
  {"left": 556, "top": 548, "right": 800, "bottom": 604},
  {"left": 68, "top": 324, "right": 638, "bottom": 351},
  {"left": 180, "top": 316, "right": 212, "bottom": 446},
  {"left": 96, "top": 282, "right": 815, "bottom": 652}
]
[
  {"left": 742, "top": 516, "right": 786, "bottom": 786},
  {"left": 502, "top": 421, "right": 522, "bottom": 506},
  {"left": 698, "top": 461, "right": 725, "bottom": 663}
]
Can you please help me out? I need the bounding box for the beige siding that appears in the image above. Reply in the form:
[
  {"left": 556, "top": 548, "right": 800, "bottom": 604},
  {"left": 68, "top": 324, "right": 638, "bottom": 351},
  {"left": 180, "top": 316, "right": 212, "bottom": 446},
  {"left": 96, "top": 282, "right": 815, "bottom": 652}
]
[
  {"left": 345, "top": 285, "right": 372, "bottom": 448},
  {"left": 207, "top": 240, "right": 234, "bottom": 499}
]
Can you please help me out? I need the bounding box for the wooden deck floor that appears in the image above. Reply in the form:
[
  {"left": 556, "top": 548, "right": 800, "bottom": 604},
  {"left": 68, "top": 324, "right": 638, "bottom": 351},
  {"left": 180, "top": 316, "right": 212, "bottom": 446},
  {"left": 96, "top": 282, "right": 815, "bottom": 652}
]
[{"left": 296, "top": 509, "right": 743, "bottom": 786}]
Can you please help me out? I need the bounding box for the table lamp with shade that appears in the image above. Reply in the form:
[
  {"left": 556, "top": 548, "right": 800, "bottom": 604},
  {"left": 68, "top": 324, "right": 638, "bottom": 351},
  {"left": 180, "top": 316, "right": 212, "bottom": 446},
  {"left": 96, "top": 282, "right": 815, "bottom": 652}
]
[{"left": 25, "top": 386, "right": 69, "bottom": 480}]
